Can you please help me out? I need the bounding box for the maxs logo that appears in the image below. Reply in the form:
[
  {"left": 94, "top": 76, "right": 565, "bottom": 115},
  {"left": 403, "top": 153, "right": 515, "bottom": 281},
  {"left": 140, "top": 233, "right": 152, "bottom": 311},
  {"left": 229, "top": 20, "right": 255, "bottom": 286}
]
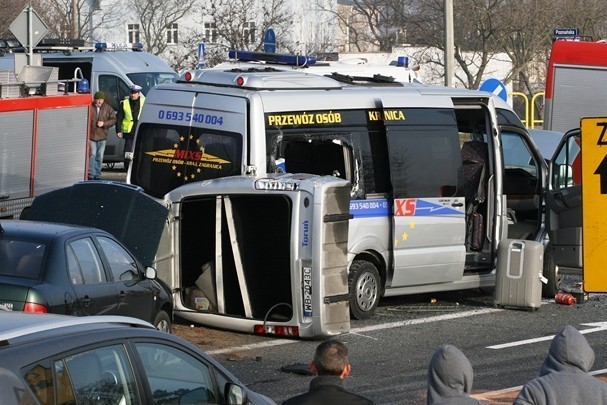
[{"left": 144, "top": 135, "right": 231, "bottom": 181}]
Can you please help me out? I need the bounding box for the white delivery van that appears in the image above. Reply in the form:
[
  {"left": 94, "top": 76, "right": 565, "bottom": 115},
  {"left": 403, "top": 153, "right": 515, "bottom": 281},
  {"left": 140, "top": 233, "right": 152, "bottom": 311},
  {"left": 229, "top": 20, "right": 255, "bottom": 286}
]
[
  {"left": 129, "top": 66, "right": 552, "bottom": 322},
  {"left": 0, "top": 40, "right": 178, "bottom": 167}
]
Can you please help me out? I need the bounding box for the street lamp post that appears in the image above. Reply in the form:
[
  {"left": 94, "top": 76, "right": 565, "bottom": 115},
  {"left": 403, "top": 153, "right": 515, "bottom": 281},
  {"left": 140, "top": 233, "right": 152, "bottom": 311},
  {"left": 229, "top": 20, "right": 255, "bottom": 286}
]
[{"left": 444, "top": 0, "right": 454, "bottom": 87}]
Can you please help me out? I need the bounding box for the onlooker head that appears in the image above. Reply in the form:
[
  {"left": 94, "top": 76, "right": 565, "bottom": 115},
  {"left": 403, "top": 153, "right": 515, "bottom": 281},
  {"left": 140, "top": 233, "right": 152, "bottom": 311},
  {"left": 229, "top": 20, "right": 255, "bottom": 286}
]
[
  {"left": 541, "top": 324, "right": 593, "bottom": 374},
  {"left": 129, "top": 85, "right": 142, "bottom": 99},
  {"left": 310, "top": 340, "right": 350, "bottom": 378},
  {"left": 93, "top": 91, "right": 105, "bottom": 105},
  {"left": 427, "top": 344, "right": 480, "bottom": 405},
  {"left": 282, "top": 339, "right": 374, "bottom": 405},
  {"left": 514, "top": 325, "right": 607, "bottom": 405}
]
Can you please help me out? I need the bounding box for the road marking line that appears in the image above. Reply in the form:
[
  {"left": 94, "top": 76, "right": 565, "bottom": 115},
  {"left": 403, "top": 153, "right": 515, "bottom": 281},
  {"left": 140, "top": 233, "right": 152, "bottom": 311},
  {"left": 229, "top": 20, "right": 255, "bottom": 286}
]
[
  {"left": 207, "top": 307, "right": 501, "bottom": 355},
  {"left": 488, "top": 322, "right": 607, "bottom": 349},
  {"left": 350, "top": 308, "right": 501, "bottom": 333}
]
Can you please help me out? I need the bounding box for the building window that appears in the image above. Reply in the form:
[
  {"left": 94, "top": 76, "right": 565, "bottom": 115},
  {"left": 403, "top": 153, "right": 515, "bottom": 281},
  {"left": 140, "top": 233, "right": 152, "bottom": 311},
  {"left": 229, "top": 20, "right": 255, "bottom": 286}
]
[
  {"left": 128, "top": 24, "right": 140, "bottom": 43},
  {"left": 204, "top": 22, "right": 217, "bottom": 43},
  {"left": 243, "top": 21, "right": 255, "bottom": 44},
  {"left": 167, "top": 23, "right": 178, "bottom": 44}
]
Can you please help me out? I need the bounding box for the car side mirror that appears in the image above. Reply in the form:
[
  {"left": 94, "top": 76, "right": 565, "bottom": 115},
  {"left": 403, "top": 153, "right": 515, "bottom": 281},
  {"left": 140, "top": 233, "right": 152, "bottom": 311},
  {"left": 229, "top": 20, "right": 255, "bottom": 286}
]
[
  {"left": 225, "top": 383, "right": 247, "bottom": 405},
  {"left": 144, "top": 267, "right": 157, "bottom": 280}
]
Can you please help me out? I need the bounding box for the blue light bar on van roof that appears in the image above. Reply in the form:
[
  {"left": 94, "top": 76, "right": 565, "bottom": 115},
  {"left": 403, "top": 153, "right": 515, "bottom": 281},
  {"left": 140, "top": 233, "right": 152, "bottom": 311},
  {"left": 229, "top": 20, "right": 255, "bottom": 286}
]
[
  {"left": 228, "top": 50, "right": 317, "bottom": 67},
  {"left": 95, "top": 42, "right": 144, "bottom": 52}
]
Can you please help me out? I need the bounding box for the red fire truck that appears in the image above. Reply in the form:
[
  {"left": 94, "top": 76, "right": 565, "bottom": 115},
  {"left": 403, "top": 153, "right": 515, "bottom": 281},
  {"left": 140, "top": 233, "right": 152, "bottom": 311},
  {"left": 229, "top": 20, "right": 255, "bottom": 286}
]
[
  {"left": 543, "top": 38, "right": 607, "bottom": 132},
  {"left": 0, "top": 65, "right": 90, "bottom": 219}
]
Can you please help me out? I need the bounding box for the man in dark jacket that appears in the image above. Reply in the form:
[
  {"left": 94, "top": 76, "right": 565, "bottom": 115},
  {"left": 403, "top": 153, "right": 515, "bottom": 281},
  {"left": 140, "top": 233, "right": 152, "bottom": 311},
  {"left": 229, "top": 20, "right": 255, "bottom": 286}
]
[
  {"left": 89, "top": 91, "right": 116, "bottom": 180},
  {"left": 116, "top": 84, "right": 145, "bottom": 171},
  {"left": 427, "top": 344, "right": 481, "bottom": 405},
  {"left": 515, "top": 324, "right": 607, "bottom": 404},
  {"left": 282, "top": 340, "right": 373, "bottom": 405}
]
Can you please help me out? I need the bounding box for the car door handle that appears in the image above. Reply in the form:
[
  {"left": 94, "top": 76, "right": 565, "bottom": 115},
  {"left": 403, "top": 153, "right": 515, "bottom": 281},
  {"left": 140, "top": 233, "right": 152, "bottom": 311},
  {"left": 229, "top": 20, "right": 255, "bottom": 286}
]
[
  {"left": 451, "top": 202, "right": 464, "bottom": 207},
  {"left": 118, "top": 291, "right": 126, "bottom": 302},
  {"left": 553, "top": 192, "right": 570, "bottom": 208},
  {"left": 80, "top": 296, "right": 91, "bottom": 307}
]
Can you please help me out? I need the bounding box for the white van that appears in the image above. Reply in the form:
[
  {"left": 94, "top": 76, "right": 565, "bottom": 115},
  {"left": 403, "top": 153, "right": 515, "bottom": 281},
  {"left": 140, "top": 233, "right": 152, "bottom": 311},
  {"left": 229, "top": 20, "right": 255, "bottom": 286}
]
[
  {"left": 129, "top": 66, "right": 551, "bottom": 322},
  {"left": 0, "top": 41, "right": 178, "bottom": 166}
]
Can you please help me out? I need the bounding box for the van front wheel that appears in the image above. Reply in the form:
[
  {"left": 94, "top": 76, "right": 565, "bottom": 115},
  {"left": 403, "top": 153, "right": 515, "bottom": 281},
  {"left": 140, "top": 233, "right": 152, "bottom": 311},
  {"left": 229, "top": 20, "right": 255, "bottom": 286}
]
[{"left": 348, "top": 260, "right": 380, "bottom": 320}]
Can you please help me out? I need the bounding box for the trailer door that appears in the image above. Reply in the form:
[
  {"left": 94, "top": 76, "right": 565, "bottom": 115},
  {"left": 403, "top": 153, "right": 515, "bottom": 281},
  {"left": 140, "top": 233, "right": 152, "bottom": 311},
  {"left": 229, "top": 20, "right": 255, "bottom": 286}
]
[{"left": 385, "top": 108, "right": 466, "bottom": 287}]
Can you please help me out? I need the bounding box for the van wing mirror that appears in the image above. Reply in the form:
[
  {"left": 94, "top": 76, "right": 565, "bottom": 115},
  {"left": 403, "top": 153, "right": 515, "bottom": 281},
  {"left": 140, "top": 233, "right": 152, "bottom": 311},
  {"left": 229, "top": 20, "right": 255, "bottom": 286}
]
[
  {"left": 554, "top": 164, "right": 574, "bottom": 188},
  {"left": 144, "top": 267, "right": 157, "bottom": 280}
]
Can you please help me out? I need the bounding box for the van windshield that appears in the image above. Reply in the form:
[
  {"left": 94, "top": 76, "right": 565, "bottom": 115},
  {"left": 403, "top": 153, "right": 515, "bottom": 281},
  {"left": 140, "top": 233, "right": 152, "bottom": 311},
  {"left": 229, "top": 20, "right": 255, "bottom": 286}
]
[
  {"left": 127, "top": 72, "right": 179, "bottom": 95},
  {"left": 130, "top": 123, "right": 243, "bottom": 198}
]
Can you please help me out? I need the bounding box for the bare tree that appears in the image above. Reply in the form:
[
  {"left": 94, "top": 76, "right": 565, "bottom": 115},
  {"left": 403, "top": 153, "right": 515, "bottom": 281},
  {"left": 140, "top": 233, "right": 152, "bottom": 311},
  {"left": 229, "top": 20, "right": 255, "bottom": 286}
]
[
  {"left": 319, "top": 0, "right": 416, "bottom": 52},
  {"left": 127, "top": 0, "right": 197, "bottom": 54},
  {"left": 200, "top": 0, "right": 293, "bottom": 52},
  {"left": 0, "top": 0, "right": 28, "bottom": 38},
  {"left": 31, "top": 0, "right": 125, "bottom": 42}
]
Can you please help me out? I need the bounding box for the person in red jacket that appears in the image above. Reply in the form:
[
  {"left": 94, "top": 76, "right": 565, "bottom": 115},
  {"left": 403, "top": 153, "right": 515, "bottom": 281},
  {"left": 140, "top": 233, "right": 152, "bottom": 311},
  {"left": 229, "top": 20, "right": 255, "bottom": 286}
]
[{"left": 89, "top": 91, "right": 116, "bottom": 180}]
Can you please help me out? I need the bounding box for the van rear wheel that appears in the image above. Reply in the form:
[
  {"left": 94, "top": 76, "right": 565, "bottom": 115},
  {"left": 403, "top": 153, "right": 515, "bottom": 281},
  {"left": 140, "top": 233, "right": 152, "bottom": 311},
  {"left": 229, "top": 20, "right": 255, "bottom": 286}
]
[{"left": 348, "top": 260, "right": 380, "bottom": 320}]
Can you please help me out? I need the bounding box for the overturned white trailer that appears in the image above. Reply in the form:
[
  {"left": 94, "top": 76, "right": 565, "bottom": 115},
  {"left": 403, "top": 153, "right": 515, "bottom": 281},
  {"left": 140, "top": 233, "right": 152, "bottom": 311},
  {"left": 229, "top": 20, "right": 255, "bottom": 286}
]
[{"left": 25, "top": 174, "right": 352, "bottom": 338}]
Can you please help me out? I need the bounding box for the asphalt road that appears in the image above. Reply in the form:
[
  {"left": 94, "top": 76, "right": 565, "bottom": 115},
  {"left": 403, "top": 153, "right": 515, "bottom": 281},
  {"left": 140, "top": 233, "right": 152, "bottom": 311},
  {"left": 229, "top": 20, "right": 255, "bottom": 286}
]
[{"left": 178, "top": 289, "right": 607, "bottom": 404}]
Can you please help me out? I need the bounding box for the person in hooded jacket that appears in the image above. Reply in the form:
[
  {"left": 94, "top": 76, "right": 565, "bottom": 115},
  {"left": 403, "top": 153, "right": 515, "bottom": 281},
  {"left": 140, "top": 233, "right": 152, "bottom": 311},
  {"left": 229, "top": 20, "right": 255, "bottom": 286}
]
[
  {"left": 514, "top": 324, "right": 607, "bottom": 405},
  {"left": 427, "top": 344, "right": 481, "bottom": 405}
]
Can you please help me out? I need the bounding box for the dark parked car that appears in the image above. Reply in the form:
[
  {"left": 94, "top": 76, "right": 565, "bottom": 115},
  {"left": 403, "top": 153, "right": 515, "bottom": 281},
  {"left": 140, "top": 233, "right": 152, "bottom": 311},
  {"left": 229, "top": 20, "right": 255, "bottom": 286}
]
[
  {"left": 0, "top": 220, "right": 173, "bottom": 331},
  {"left": 0, "top": 312, "right": 275, "bottom": 404}
]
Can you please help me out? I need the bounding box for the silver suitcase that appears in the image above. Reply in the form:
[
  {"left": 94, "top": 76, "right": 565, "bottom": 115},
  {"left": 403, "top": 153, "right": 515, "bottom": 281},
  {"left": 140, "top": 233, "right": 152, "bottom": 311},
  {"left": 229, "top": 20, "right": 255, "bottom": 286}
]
[{"left": 494, "top": 239, "right": 544, "bottom": 310}]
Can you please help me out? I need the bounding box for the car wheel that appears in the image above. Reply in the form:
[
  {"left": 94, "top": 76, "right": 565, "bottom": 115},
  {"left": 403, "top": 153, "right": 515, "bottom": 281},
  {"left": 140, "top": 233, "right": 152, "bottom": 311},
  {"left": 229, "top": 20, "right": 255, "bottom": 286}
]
[
  {"left": 542, "top": 244, "right": 561, "bottom": 298},
  {"left": 348, "top": 260, "right": 380, "bottom": 320},
  {"left": 153, "top": 310, "right": 172, "bottom": 333}
]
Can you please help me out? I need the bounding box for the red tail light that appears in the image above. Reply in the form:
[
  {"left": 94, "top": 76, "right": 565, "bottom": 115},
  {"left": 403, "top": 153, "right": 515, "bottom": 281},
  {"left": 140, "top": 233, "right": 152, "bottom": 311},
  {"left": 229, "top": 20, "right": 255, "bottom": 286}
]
[
  {"left": 23, "top": 302, "right": 48, "bottom": 313},
  {"left": 254, "top": 324, "right": 299, "bottom": 337}
]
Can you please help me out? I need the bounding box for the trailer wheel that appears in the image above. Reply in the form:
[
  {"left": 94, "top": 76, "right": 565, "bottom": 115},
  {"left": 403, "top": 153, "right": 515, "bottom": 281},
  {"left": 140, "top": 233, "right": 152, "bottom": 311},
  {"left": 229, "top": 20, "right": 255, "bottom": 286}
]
[
  {"left": 348, "top": 260, "right": 380, "bottom": 320},
  {"left": 542, "top": 244, "right": 561, "bottom": 298},
  {"left": 153, "top": 310, "right": 172, "bottom": 333}
]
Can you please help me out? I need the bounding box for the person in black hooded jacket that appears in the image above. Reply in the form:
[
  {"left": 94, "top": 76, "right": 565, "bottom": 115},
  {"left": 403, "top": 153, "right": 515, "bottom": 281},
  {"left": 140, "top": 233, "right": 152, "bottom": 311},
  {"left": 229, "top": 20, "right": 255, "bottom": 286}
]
[
  {"left": 514, "top": 324, "right": 607, "bottom": 405},
  {"left": 427, "top": 344, "right": 481, "bottom": 405},
  {"left": 282, "top": 340, "right": 373, "bottom": 405}
]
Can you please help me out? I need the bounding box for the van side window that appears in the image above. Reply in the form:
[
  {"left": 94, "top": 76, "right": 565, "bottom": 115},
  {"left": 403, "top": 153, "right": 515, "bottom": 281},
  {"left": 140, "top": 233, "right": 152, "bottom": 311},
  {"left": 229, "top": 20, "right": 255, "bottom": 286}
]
[
  {"left": 387, "top": 125, "right": 461, "bottom": 198},
  {"left": 268, "top": 129, "right": 387, "bottom": 199},
  {"left": 99, "top": 75, "right": 130, "bottom": 110}
]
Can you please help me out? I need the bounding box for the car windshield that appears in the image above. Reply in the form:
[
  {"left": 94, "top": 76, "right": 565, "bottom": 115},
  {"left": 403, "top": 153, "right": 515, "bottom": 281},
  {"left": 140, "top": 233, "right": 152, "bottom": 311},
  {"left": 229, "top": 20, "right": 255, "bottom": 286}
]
[
  {"left": 0, "top": 239, "right": 46, "bottom": 279},
  {"left": 127, "top": 72, "right": 178, "bottom": 95}
]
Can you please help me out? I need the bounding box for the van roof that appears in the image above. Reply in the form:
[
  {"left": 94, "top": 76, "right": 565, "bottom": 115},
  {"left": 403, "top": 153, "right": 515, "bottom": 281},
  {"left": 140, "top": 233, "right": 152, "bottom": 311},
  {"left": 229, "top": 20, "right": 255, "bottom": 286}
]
[
  {"left": 41, "top": 51, "right": 175, "bottom": 74},
  {"left": 164, "top": 68, "right": 506, "bottom": 104}
]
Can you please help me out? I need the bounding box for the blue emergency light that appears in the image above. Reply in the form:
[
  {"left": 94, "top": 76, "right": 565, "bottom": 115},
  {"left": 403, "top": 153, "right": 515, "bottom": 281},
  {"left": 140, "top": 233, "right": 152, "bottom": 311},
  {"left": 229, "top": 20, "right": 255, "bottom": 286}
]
[
  {"left": 95, "top": 42, "right": 144, "bottom": 52},
  {"left": 228, "top": 50, "right": 317, "bottom": 67}
]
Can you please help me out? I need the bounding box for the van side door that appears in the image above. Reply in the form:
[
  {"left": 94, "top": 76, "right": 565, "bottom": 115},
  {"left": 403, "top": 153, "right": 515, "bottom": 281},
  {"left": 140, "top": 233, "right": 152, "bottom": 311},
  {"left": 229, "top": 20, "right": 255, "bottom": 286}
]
[
  {"left": 386, "top": 108, "right": 466, "bottom": 287},
  {"left": 545, "top": 129, "right": 582, "bottom": 269}
]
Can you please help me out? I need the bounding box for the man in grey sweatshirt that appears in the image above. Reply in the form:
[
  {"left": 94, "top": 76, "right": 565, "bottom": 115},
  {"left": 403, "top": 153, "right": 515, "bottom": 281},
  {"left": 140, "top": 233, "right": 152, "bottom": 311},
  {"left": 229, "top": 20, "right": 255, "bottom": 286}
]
[{"left": 515, "top": 324, "right": 607, "bottom": 404}]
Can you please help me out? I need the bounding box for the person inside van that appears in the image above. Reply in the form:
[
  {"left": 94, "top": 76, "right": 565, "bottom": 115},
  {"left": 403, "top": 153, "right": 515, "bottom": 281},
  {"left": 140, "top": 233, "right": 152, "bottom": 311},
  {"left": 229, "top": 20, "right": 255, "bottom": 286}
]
[{"left": 116, "top": 85, "right": 145, "bottom": 171}]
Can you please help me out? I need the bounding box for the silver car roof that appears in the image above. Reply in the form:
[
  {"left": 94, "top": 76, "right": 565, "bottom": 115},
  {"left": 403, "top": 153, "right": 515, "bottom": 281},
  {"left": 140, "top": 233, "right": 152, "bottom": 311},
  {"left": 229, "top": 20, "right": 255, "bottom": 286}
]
[{"left": 0, "top": 312, "right": 154, "bottom": 341}]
